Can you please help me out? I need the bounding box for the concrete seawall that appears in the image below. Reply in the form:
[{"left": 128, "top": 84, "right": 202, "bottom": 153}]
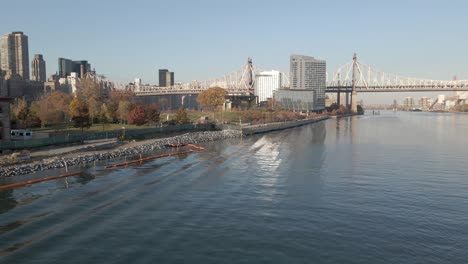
[{"left": 242, "top": 116, "right": 329, "bottom": 135}]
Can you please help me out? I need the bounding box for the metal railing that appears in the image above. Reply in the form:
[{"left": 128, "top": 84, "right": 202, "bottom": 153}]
[{"left": 0, "top": 124, "right": 214, "bottom": 151}]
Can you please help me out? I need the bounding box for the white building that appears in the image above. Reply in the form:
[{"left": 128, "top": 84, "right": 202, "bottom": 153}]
[
  {"left": 58, "top": 72, "right": 79, "bottom": 94},
  {"left": 254, "top": 70, "right": 282, "bottom": 103},
  {"left": 134, "top": 78, "right": 142, "bottom": 91}
]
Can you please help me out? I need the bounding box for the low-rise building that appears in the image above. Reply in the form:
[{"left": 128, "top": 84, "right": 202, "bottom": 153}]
[{"left": 274, "top": 89, "right": 315, "bottom": 112}]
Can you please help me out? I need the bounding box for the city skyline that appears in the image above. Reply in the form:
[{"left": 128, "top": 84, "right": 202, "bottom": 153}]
[{"left": 1, "top": 0, "right": 467, "bottom": 103}]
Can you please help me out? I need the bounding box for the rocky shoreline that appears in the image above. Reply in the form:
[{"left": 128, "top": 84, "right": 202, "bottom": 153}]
[{"left": 0, "top": 130, "right": 243, "bottom": 178}]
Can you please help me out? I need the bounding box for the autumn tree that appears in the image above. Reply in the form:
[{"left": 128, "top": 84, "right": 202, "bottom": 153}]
[
  {"left": 197, "top": 87, "right": 227, "bottom": 119},
  {"left": 104, "top": 101, "right": 118, "bottom": 123},
  {"left": 16, "top": 106, "right": 32, "bottom": 129},
  {"left": 145, "top": 104, "right": 160, "bottom": 124},
  {"left": 175, "top": 107, "right": 190, "bottom": 124},
  {"left": 69, "top": 97, "right": 91, "bottom": 138},
  {"left": 76, "top": 78, "right": 104, "bottom": 123},
  {"left": 31, "top": 91, "right": 72, "bottom": 127},
  {"left": 11, "top": 98, "right": 32, "bottom": 128},
  {"left": 117, "top": 100, "right": 133, "bottom": 124},
  {"left": 98, "top": 103, "right": 112, "bottom": 130},
  {"left": 127, "top": 106, "right": 147, "bottom": 126}
]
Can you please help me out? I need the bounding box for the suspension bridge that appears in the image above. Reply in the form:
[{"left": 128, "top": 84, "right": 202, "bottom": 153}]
[{"left": 110, "top": 54, "right": 468, "bottom": 112}]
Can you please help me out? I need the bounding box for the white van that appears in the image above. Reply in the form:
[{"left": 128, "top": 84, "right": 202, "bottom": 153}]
[{"left": 11, "top": 129, "right": 33, "bottom": 140}]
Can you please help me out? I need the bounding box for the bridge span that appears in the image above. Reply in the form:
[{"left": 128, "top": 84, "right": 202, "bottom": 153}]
[{"left": 110, "top": 55, "right": 467, "bottom": 112}]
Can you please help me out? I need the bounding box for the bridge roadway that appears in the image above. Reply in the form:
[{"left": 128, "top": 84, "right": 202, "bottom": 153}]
[
  {"left": 134, "top": 85, "right": 468, "bottom": 96},
  {"left": 326, "top": 85, "right": 468, "bottom": 93},
  {"left": 135, "top": 89, "right": 250, "bottom": 96}
]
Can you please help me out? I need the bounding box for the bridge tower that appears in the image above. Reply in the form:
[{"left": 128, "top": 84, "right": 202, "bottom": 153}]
[
  {"left": 337, "top": 73, "right": 341, "bottom": 106},
  {"left": 247, "top": 57, "right": 255, "bottom": 96},
  {"left": 351, "top": 53, "right": 358, "bottom": 113}
]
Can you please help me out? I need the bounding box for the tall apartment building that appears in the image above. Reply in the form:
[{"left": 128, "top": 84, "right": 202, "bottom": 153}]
[
  {"left": 419, "top": 97, "right": 430, "bottom": 109},
  {"left": 31, "top": 54, "right": 46, "bottom": 82},
  {"left": 58, "top": 58, "right": 91, "bottom": 78},
  {"left": 403, "top": 97, "right": 414, "bottom": 109},
  {"left": 290, "top": 55, "right": 326, "bottom": 109},
  {"left": 254, "top": 70, "right": 283, "bottom": 102},
  {"left": 166, "top": 71, "right": 174, "bottom": 86},
  {"left": 159, "top": 69, "right": 174, "bottom": 87},
  {"left": 159, "top": 69, "right": 168, "bottom": 87},
  {"left": 0, "top": 32, "right": 29, "bottom": 80}
]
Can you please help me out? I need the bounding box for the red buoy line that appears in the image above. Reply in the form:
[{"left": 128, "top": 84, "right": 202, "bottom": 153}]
[
  {"left": 104, "top": 143, "right": 205, "bottom": 169},
  {"left": 0, "top": 144, "right": 206, "bottom": 191},
  {"left": 0, "top": 172, "right": 81, "bottom": 191}
]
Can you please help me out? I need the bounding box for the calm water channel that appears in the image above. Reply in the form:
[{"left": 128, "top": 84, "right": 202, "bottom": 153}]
[{"left": 1, "top": 112, "right": 468, "bottom": 263}]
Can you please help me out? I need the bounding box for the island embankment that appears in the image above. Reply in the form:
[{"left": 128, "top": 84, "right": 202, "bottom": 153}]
[{"left": 0, "top": 117, "right": 331, "bottom": 178}]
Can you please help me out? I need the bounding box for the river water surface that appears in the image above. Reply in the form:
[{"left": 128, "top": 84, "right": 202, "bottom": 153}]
[{"left": 1, "top": 112, "right": 468, "bottom": 263}]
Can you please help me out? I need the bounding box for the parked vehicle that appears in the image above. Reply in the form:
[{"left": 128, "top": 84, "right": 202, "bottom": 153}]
[{"left": 10, "top": 129, "right": 33, "bottom": 140}]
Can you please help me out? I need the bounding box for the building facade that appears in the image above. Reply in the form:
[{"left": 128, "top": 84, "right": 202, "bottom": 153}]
[
  {"left": 0, "top": 32, "right": 29, "bottom": 80},
  {"left": 72, "top": 60, "right": 90, "bottom": 78},
  {"left": 58, "top": 58, "right": 91, "bottom": 78},
  {"left": 159, "top": 69, "right": 174, "bottom": 87},
  {"left": 254, "top": 70, "right": 283, "bottom": 103},
  {"left": 273, "top": 55, "right": 326, "bottom": 112},
  {"left": 403, "top": 97, "right": 415, "bottom": 109},
  {"left": 274, "top": 89, "right": 315, "bottom": 112},
  {"left": 58, "top": 58, "right": 73, "bottom": 78},
  {"left": 31, "top": 54, "right": 46, "bottom": 82},
  {"left": 290, "top": 55, "right": 326, "bottom": 110},
  {"left": 419, "top": 97, "right": 430, "bottom": 109},
  {"left": 159, "top": 69, "right": 168, "bottom": 87},
  {"left": 165, "top": 71, "right": 175, "bottom": 87}
]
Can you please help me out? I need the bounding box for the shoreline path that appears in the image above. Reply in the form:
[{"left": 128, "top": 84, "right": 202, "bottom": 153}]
[{"left": 0, "top": 130, "right": 243, "bottom": 178}]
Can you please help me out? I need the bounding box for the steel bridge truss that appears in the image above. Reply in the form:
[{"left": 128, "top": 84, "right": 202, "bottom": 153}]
[
  {"left": 110, "top": 55, "right": 468, "bottom": 96},
  {"left": 132, "top": 58, "right": 257, "bottom": 96},
  {"left": 327, "top": 60, "right": 468, "bottom": 92}
]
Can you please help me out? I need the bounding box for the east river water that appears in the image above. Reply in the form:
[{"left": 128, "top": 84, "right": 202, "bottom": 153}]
[{"left": 1, "top": 111, "right": 468, "bottom": 263}]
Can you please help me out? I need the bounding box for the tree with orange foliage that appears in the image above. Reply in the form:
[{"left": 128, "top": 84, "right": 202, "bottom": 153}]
[
  {"left": 197, "top": 87, "right": 227, "bottom": 120},
  {"left": 127, "top": 106, "right": 146, "bottom": 126}
]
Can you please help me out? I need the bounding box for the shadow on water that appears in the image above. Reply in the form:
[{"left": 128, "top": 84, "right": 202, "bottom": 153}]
[
  {"left": 75, "top": 172, "right": 96, "bottom": 185},
  {"left": 0, "top": 178, "right": 17, "bottom": 215},
  {"left": 0, "top": 189, "right": 16, "bottom": 215}
]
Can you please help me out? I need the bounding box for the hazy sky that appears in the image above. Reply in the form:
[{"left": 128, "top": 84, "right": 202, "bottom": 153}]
[{"left": 2, "top": 0, "right": 467, "bottom": 103}]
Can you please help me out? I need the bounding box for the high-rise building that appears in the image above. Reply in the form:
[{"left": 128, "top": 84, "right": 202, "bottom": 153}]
[
  {"left": 289, "top": 55, "right": 326, "bottom": 109},
  {"left": 254, "top": 70, "right": 283, "bottom": 102},
  {"left": 31, "top": 54, "right": 46, "bottom": 82},
  {"left": 159, "top": 69, "right": 168, "bottom": 87},
  {"left": 0, "top": 32, "right": 29, "bottom": 80},
  {"left": 419, "top": 97, "right": 430, "bottom": 109},
  {"left": 159, "top": 69, "right": 174, "bottom": 87},
  {"left": 72, "top": 60, "right": 91, "bottom": 78},
  {"left": 166, "top": 71, "right": 175, "bottom": 87},
  {"left": 58, "top": 58, "right": 73, "bottom": 78},
  {"left": 58, "top": 58, "right": 91, "bottom": 78},
  {"left": 403, "top": 97, "right": 414, "bottom": 109}
]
